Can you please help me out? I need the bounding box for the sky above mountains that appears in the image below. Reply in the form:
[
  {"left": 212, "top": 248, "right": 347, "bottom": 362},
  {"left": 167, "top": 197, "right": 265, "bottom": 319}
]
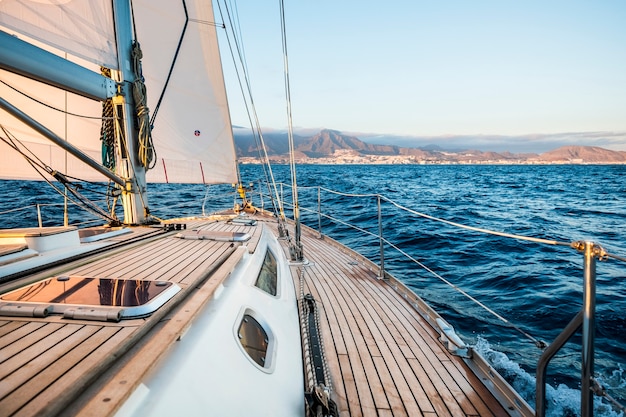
[{"left": 218, "top": 1, "right": 626, "bottom": 152}]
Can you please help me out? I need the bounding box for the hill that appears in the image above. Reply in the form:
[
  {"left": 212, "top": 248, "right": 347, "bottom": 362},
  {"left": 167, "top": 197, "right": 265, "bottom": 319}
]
[
  {"left": 234, "top": 129, "right": 626, "bottom": 164},
  {"left": 538, "top": 146, "right": 626, "bottom": 163}
]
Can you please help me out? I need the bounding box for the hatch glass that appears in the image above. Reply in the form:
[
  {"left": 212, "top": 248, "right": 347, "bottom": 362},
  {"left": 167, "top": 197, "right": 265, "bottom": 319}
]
[{"left": 0, "top": 276, "right": 179, "bottom": 319}]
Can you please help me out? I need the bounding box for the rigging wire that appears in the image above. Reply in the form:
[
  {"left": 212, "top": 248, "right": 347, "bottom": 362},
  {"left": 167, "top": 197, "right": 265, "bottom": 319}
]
[
  {"left": 381, "top": 195, "right": 572, "bottom": 248},
  {"left": 0, "top": 80, "right": 115, "bottom": 121},
  {"left": 0, "top": 125, "right": 119, "bottom": 223},
  {"left": 279, "top": 0, "right": 303, "bottom": 260},
  {"left": 216, "top": 0, "right": 288, "bottom": 224},
  {"left": 217, "top": 1, "right": 270, "bottom": 190},
  {"left": 111, "top": 104, "right": 150, "bottom": 219},
  {"left": 275, "top": 182, "right": 626, "bottom": 349}
]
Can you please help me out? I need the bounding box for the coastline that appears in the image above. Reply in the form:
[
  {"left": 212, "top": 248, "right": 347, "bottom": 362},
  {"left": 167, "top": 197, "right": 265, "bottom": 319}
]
[{"left": 239, "top": 156, "right": 626, "bottom": 165}]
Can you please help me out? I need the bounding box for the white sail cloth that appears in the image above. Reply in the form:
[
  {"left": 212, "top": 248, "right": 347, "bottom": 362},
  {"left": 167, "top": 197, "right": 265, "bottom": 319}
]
[
  {"left": 135, "top": 0, "right": 238, "bottom": 184},
  {"left": 0, "top": 0, "right": 117, "bottom": 69},
  {"left": 0, "top": 0, "right": 237, "bottom": 185}
]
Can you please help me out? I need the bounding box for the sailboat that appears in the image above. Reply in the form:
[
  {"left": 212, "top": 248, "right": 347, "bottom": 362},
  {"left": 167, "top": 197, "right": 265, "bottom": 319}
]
[{"left": 0, "top": 1, "right": 621, "bottom": 417}]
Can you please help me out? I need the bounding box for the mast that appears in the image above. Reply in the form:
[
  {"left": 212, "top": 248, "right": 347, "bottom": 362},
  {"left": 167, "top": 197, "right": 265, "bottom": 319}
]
[{"left": 112, "top": 0, "right": 149, "bottom": 225}]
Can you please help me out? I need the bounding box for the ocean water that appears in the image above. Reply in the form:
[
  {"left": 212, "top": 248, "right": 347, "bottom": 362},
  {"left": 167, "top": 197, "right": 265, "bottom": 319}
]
[{"left": 1, "top": 164, "right": 625, "bottom": 416}]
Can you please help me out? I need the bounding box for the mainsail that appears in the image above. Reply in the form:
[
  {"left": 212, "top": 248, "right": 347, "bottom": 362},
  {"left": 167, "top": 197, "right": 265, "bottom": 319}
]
[
  {"left": 0, "top": 0, "right": 118, "bottom": 69},
  {"left": 0, "top": 0, "right": 238, "bottom": 186}
]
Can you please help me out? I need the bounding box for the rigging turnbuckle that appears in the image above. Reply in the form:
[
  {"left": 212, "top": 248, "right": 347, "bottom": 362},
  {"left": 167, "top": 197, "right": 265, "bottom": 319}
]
[{"left": 571, "top": 241, "right": 608, "bottom": 261}]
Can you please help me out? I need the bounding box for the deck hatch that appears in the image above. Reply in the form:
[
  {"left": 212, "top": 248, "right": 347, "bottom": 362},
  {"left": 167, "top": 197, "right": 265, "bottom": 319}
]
[{"left": 0, "top": 275, "right": 180, "bottom": 320}]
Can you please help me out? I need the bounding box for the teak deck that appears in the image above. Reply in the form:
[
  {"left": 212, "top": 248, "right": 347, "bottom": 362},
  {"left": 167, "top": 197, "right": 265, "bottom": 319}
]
[
  {"left": 0, "top": 216, "right": 510, "bottom": 416},
  {"left": 0, "top": 220, "right": 258, "bottom": 417},
  {"left": 286, "top": 224, "right": 509, "bottom": 417}
]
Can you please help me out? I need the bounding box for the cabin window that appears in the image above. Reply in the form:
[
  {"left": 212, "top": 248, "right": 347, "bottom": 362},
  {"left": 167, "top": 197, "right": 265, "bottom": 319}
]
[
  {"left": 254, "top": 250, "right": 277, "bottom": 296},
  {"left": 238, "top": 314, "right": 269, "bottom": 367}
]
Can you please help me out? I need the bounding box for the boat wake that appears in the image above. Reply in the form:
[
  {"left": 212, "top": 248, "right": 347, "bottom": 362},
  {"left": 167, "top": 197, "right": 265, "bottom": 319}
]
[{"left": 474, "top": 337, "right": 625, "bottom": 417}]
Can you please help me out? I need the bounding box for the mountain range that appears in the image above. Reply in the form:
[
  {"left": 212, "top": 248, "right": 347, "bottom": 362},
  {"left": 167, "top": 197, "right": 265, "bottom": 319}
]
[{"left": 234, "top": 129, "right": 626, "bottom": 164}]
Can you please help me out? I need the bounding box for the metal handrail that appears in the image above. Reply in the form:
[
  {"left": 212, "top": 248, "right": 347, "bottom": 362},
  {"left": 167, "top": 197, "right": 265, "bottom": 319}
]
[{"left": 270, "top": 181, "right": 626, "bottom": 416}]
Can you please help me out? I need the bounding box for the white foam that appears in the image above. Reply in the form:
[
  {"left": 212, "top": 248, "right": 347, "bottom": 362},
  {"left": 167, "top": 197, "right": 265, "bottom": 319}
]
[{"left": 473, "top": 337, "right": 625, "bottom": 417}]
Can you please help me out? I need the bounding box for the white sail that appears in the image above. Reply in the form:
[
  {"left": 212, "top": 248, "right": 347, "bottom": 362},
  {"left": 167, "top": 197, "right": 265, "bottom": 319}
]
[
  {"left": 1, "top": 0, "right": 238, "bottom": 185},
  {"left": 0, "top": 0, "right": 117, "bottom": 69},
  {"left": 0, "top": 1, "right": 114, "bottom": 183},
  {"left": 134, "top": 0, "right": 238, "bottom": 184},
  {"left": 0, "top": 65, "right": 108, "bottom": 182}
]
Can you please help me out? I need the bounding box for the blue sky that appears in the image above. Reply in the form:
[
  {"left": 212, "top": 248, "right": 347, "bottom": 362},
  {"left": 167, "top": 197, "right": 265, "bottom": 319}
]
[{"left": 217, "top": 1, "right": 626, "bottom": 152}]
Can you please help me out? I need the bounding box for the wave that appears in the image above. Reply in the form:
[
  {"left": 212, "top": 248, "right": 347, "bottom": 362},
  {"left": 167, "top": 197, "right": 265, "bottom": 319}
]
[{"left": 475, "top": 337, "right": 625, "bottom": 417}]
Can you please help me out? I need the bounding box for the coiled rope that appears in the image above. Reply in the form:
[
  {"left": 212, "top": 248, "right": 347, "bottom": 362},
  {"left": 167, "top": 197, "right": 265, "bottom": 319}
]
[
  {"left": 297, "top": 265, "right": 338, "bottom": 417},
  {"left": 131, "top": 42, "right": 156, "bottom": 170},
  {"left": 100, "top": 67, "right": 116, "bottom": 170}
]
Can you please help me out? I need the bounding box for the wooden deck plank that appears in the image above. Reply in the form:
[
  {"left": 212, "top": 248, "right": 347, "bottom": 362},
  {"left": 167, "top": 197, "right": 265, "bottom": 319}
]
[
  {"left": 305, "top": 255, "right": 398, "bottom": 413},
  {"left": 70, "top": 236, "right": 184, "bottom": 277},
  {"left": 365, "top": 278, "right": 453, "bottom": 363},
  {"left": 372, "top": 355, "right": 408, "bottom": 417},
  {"left": 0, "top": 322, "right": 46, "bottom": 350},
  {"left": 70, "top": 231, "right": 236, "bottom": 286},
  {"left": 9, "top": 326, "right": 119, "bottom": 408},
  {"left": 321, "top": 274, "right": 386, "bottom": 414},
  {"left": 0, "top": 323, "right": 64, "bottom": 371},
  {"left": 353, "top": 275, "right": 470, "bottom": 416},
  {"left": 305, "top": 267, "right": 378, "bottom": 416},
  {"left": 13, "top": 326, "right": 136, "bottom": 417},
  {"left": 243, "top": 224, "right": 262, "bottom": 253},
  {"left": 114, "top": 238, "right": 193, "bottom": 279},
  {"left": 301, "top": 269, "right": 348, "bottom": 356},
  {"left": 338, "top": 353, "right": 362, "bottom": 417},
  {"left": 353, "top": 285, "right": 453, "bottom": 417},
  {"left": 442, "top": 359, "right": 507, "bottom": 417},
  {"left": 333, "top": 257, "right": 493, "bottom": 417},
  {"left": 0, "top": 324, "right": 83, "bottom": 389},
  {"left": 106, "top": 238, "right": 214, "bottom": 281},
  {"left": 330, "top": 287, "right": 430, "bottom": 416},
  {"left": 342, "top": 260, "right": 499, "bottom": 417},
  {"left": 0, "top": 218, "right": 246, "bottom": 417},
  {"left": 0, "top": 325, "right": 102, "bottom": 415},
  {"left": 302, "top": 241, "right": 428, "bottom": 417},
  {"left": 293, "top": 265, "right": 350, "bottom": 417},
  {"left": 362, "top": 277, "right": 506, "bottom": 416},
  {"left": 294, "top": 225, "right": 511, "bottom": 417},
  {"left": 306, "top": 238, "right": 433, "bottom": 416},
  {"left": 167, "top": 241, "right": 232, "bottom": 285},
  {"left": 71, "top": 237, "right": 188, "bottom": 278}
]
